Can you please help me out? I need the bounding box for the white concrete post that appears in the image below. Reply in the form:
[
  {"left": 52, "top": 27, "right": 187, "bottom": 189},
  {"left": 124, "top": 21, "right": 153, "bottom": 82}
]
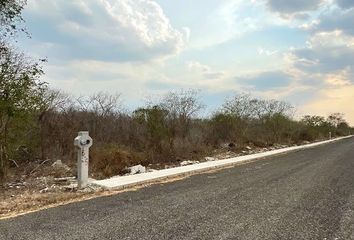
[
  {"left": 74, "top": 131, "right": 93, "bottom": 189},
  {"left": 329, "top": 131, "right": 332, "bottom": 139}
]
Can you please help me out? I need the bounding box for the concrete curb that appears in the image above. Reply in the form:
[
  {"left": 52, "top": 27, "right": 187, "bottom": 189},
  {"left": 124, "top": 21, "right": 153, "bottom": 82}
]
[{"left": 92, "top": 135, "right": 354, "bottom": 190}]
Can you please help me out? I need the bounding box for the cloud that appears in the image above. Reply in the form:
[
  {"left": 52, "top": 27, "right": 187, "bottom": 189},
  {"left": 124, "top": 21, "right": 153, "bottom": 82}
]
[
  {"left": 281, "top": 27, "right": 354, "bottom": 123},
  {"left": 336, "top": 0, "right": 354, "bottom": 9},
  {"left": 291, "top": 31, "right": 354, "bottom": 78},
  {"left": 324, "top": 69, "right": 352, "bottom": 86},
  {"left": 258, "top": 47, "right": 278, "bottom": 56},
  {"left": 235, "top": 71, "right": 293, "bottom": 90},
  {"left": 43, "top": 59, "right": 230, "bottom": 100},
  {"left": 315, "top": 8, "right": 354, "bottom": 36},
  {"left": 187, "top": 61, "right": 225, "bottom": 80},
  {"left": 266, "top": 0, "right": 324, "bottom": 14},
  {"left": 41, "top": 59, "right": 182, "bottom": 105},
  {"left": 24, "top": 0, "right": 187, "bottom": 62}
]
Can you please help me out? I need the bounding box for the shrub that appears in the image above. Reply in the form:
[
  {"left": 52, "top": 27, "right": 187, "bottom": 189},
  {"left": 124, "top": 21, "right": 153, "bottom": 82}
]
[{"left": 90, "top": 145, "right": 145, "bottom": 179}]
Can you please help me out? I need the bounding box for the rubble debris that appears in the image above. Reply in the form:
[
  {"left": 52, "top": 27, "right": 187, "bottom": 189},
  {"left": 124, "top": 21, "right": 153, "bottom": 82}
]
[
  {"left": 5, "top": 182, "right": 26, "bottom": 189},
  {"left": 51, "top": 160, "right": 71, "bottom": 172},
  {"left": 205, "top": 157, "right": 217, "bottom": 162},
  {"left": 54, "top": 177, "right": 76, "bottom": 183},
  {"left": 64, "top": 184, "right": 78, "bottom": 192},
  {"left": 127, "top": 165, "right": 146, "bottom": 175},
  {"left": 39, "top": 187, "right": 49, "bottom": 194},
  {"left": 180, "top": 160, "right": 200, "bottom": 166}
]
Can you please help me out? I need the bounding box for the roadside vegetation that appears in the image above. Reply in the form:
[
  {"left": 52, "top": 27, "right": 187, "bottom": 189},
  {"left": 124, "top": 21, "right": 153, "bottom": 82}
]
[
  {"left": 1, "top": 0, "right": 353, "bottom": 218},
  {"left": 0, "top": 1, "right": 353, "bottom": 185},
  {"left": 2, "top": 89, "right": 352, "bottom": 182}
]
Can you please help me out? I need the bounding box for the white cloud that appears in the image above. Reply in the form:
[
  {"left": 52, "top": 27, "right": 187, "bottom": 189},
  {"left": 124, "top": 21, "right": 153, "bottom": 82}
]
[
  {"left": 258, "top": 47, "right": 279, "bottom": 56},
  {"left": 307, "top": 30, "right": 354, "bottom": 48},
  {"left": 299, "top": 19, "right": 320, "bottom": 30},
  {"left": 187, "top": 0, "right": 285, "bottom": 50},
  {"left": 324, "top": 68, "right": 352, "bottom": 86},
  {"left": 42, "top": 59, "right": 177, "bottom": 103},
  {"left": 187, "top": 61, "right": 226, "bottom": 80},
  {"left": 25, "top": 0, "right": 187, "bottom": 62}
]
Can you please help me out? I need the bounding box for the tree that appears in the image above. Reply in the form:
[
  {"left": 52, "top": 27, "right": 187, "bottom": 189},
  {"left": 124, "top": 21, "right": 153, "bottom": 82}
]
[
  {"left": 210, "top": 112, "right": 239, "bottom": 143},
  {"left": 222, "top": 93, "right": 255, "bottom": 120},
  {"left": 0, "top": 0, "right": 47, "bottom": 181},
  {"left": 327, "top": 113, "right": 351, "bottom": 136},
  {"left": 337, "top": 121, "right": 350, "bottom": 135},
  {"left": 159, "top": 89, "right": 204, "bottom": 139},
  {"left": 0, "top": 0, "right": 27, "bottom": 38},
  {"left": 301, "top": 115, "right": 326, "bottom": 127},
  {"left": 133, "top": 106, "right": 170, "bottom": 158},
  {"left": 0, "top": 45, "right": 46, "bottom": 180},
  {"left": 262, "top": 99, "right": 293, "bottom": 118},
  {"left": 218, "top": 93, "right": 254, "bottom": 141},
  {"left": 263, "top": 113, "right": 293, "bottom": 142},
  {"left": 327, "top": 113, "right": 346, "bottom": 128},
  {"left": 77, "top": 92, "right": 122, "bottom": 117},
  {"left": 218, "top": 93, "right": 295, "bottom": 143}
]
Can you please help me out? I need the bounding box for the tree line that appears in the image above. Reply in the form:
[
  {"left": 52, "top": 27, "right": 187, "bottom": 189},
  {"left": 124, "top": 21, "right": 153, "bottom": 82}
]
[{"left": 1, "top": 88, "right": 352, "bottom": 180}]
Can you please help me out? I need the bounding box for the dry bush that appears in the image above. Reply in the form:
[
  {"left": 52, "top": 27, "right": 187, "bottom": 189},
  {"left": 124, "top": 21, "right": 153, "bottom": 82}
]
[
  {"left": 90, "top": 145, "right": 145, "bottom": 179},
  {"left": 4, "top": 89, "right": 353, "bottom": 184},
  {"left": 172, "top": 136, "right": 212, "bottom": 161}
]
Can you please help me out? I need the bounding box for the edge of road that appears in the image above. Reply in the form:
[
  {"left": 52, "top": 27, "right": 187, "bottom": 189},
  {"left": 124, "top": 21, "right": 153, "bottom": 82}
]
[
  {"left": 2, "top": 135, "right": 353, "bottom": 221},
  {"left": 92, "top": 135, "right": 354, "bottom": 190}
]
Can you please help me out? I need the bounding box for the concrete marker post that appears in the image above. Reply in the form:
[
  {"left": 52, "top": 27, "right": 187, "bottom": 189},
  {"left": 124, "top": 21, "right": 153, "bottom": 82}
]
[{"left": 74, "top": 131, "right": 93, "bottom": 189}]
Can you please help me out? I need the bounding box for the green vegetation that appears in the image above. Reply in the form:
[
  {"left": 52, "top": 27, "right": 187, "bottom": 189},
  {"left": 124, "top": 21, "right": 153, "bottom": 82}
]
[{"left": 0, "top": 0, "right": 47, "bottom": 181}]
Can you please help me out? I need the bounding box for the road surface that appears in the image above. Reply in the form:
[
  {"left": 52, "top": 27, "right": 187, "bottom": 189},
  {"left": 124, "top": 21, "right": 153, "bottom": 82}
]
[{"left": 1, "top": 137, "right": 354, "bottom": 239}]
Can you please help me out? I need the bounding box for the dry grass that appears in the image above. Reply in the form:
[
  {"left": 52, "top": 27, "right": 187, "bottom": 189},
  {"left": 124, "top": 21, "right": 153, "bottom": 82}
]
[
  {"left": 90, "top": 146, "right": 146, "bottom": 179},
  {"left": 0, "top": 190, "right": 89, "bottom": 218}
]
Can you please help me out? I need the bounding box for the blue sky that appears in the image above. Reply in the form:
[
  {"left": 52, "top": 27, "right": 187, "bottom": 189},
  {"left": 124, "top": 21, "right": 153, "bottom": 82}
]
[{"left": 19, "top": 0, "right": 354, "bottom": 124}]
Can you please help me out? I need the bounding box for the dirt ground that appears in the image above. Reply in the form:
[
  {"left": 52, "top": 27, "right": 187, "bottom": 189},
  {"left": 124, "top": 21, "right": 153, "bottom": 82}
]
[{"left": 0, "top": 160, "right": 102, "bottom": 219}]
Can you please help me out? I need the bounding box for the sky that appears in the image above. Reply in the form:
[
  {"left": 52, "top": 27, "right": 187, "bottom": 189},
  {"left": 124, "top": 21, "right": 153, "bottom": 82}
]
[{"left": 19, "top": 0, "right": 354, "bottom": 125}]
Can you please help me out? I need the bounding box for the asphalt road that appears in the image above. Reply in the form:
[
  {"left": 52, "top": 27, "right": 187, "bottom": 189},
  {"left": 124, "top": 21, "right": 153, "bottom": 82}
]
[{"left": 1, "top": 137, "right": 354, "bottom": 240}]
